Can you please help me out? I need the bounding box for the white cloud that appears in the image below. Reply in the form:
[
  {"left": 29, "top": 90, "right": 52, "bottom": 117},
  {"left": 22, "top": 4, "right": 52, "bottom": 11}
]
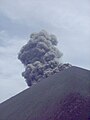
[
  {"left": 0, "top": 31, "right": 28, "bottom": 103},
  {"left": 0, "top": 0, "right": 90, "bottom": 102},
  {"left": 0, "top": 0, "right": 90, "bottom": 41},
  {"left": 1, "top": 0, "right": 90, "bottom": 25}
]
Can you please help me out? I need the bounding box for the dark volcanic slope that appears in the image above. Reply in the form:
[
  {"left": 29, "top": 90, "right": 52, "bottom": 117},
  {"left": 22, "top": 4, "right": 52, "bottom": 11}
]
[{"left": 0, "top": 66, "right": 90, "bottom": 120}]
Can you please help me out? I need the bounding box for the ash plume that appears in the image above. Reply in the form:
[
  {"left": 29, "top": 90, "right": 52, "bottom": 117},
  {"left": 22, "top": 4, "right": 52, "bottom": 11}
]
[{"left": 18, "top": 30, "right": 71, "bottom": 86}]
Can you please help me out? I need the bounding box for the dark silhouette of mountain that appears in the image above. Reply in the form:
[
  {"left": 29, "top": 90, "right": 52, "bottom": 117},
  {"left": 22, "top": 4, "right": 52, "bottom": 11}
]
[{"left": 0, "top": 66, "right": 90, "bottom": 120}]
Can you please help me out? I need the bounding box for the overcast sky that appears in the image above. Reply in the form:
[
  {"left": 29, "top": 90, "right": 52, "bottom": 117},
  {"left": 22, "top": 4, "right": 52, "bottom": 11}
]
[{"left": 0, "top": 0, "right": 90, "bottom": 103}]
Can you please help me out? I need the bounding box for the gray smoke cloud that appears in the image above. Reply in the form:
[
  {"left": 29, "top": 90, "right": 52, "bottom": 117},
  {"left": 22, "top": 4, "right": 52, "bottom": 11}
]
[{"left": 18, "top": 30, "right": 71, "bottom": 86}]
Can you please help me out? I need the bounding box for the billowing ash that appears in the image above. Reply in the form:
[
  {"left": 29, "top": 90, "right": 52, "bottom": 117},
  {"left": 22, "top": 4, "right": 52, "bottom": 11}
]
[{"left": 18, "top": 30, "right": 71, "bottom": 86}]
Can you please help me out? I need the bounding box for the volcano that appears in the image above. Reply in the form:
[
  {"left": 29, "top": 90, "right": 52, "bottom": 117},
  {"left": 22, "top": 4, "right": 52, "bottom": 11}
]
[{"left": 0, "top": 66, "right": 90, "bottom": 120}]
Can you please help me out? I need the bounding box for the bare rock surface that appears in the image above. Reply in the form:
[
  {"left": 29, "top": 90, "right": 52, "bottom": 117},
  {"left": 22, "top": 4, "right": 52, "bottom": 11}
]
[{"left": 0, "top": 66, "right": 90, "bottom": 120}]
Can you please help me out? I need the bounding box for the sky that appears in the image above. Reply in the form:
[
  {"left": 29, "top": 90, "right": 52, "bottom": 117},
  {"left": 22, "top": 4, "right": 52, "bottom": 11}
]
[{"left": 0, "top": 0, "right": 90, "bottom": 103}]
